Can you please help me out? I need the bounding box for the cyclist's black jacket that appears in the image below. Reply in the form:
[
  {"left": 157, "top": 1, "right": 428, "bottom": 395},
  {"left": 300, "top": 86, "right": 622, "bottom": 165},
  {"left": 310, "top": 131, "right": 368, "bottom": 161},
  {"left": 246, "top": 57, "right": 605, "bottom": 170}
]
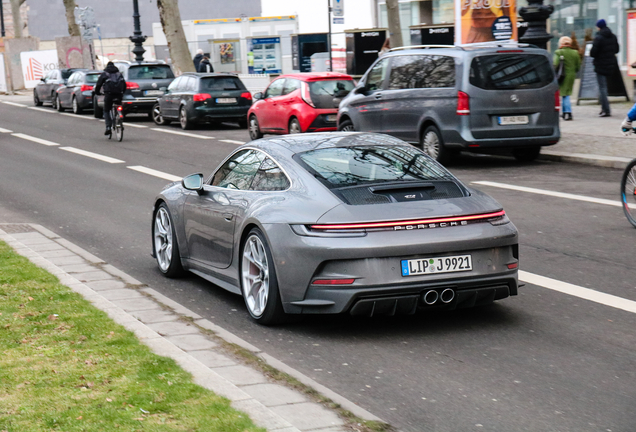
[{"left": 95, "top": 63, "right": 126, "bottom": 96}]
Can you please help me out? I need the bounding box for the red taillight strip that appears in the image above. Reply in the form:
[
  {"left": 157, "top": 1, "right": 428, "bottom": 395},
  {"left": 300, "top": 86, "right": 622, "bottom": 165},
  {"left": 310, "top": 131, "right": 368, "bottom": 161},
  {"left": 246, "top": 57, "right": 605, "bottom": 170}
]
[
  {"left": 312, "top": 279, "right": 355, "bottom": 285},
  {"left": 310, "top": 210, "right": 506, "bottom": 230}
]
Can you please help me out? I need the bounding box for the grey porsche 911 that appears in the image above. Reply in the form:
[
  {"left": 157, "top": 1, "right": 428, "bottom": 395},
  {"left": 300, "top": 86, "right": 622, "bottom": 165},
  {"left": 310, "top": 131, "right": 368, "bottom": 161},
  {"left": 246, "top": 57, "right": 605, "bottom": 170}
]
[{"left": 152, "top": 132, "right": 519, "bottom": 325}]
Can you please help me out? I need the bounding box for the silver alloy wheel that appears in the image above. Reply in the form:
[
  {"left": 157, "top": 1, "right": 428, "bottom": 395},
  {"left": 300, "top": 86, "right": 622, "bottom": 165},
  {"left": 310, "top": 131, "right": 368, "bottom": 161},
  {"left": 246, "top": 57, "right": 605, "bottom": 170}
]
[
  {"left": 153, "top": 105, "right": 163, "bottom": 124},
  {"left": 72, "top": 97, "right": 78, "bottom": 113},
  {"left": 340, "top": 123, "right": 355, "bottom": 132},
  {"left": 249, "top": 116, "right": 260, "bottom": 138},
  {"left": 289, "top": 119, "right": 301, "bottom": 134},
  {"left": 241, "top": 234, "right": 269, "bottom": 318},
  {"left": 423, "top": 130, "right": 440, "bottom": 159},
  {"left": 180, "top": 108, "right": 187, "bottom": 128},
  {"left": 154, "top": 207, "right": 173, "bottom": 272},
  {"left": 55, "top": 96, "right": 60, "bottom": 110}
]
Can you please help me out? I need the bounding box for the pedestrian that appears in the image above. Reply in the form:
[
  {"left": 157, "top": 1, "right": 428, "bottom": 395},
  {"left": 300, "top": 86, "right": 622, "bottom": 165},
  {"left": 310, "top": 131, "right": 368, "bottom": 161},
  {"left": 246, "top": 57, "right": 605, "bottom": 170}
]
[
  {"left": 553, "top": 36, "right": 580, "bottom": 121},
  {"left": 590, "top": 19, "right": 619, "bottom": 117},
  {"left": 193, "top": 49, "right": 204, "bottom": 71},
  {"left": 198, "top": 56, "right": 214, "bottom": 73},
  {"left": 378, "top": 38, "right": 390, "bottom": 57}
]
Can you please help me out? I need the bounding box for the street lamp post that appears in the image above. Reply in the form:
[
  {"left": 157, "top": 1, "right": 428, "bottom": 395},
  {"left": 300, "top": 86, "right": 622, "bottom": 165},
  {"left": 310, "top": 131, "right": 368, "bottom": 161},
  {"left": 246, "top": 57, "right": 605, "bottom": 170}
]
[
  {"left": 518, "top": 0, "right": 554, "bottom": 50},
  {"left": 130, "top": 0, "right": 146, "bottom": 62}
]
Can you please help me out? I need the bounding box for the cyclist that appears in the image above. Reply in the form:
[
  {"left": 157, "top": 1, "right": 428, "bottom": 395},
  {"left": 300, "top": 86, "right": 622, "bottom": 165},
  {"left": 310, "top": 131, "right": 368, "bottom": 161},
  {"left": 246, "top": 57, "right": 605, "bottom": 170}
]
[
  {"left": 621, "top": 103, "right": 636, "bottom": 135},
  {"left": 94, "top": 62, "right": 126, "bottom": 135}
]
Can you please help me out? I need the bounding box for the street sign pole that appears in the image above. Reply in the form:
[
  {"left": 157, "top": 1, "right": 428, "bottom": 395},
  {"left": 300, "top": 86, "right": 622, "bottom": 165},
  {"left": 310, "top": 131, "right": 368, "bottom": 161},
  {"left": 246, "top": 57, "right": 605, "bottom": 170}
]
[{"left": 328, "top": 0, "right": 332, "bottom": 71}]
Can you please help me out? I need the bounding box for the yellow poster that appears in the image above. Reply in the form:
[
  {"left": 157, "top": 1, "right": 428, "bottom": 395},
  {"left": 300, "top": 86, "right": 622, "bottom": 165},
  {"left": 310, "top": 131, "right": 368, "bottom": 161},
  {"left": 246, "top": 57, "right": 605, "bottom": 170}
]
[{"left": 455, "top": 0, "right": 517, "bottom": 45}]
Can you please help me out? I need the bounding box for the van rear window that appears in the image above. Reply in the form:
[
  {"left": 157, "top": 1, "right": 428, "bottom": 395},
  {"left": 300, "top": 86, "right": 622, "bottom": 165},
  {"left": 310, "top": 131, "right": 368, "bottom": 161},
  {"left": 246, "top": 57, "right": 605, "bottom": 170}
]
[{"left": 469, "top": 54, "right": 554, "bottom": 90}]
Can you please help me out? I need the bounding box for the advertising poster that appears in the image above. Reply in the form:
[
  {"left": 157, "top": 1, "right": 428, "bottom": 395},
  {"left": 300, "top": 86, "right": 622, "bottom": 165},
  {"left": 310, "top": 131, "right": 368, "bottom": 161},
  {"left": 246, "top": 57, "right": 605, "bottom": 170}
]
[
  {"left": 219, "top": 42, "right": 235, "bottom": 65},
  {"left": 628, "top": 10, "right": 636, "bottom": 77},
  {"left": 455, "top": 0, "right": 517, "bottom": 45},
  {"left": 20, "top": 50, "right": 59, "bottom": 89}
]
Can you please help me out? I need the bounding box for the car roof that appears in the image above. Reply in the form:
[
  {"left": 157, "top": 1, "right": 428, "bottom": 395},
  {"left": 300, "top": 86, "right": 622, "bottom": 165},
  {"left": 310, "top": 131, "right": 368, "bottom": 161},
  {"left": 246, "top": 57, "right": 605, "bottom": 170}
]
[
  {"left": 383, "top": 44, "right": 550, "bottom": 59},
  {"left": 181, "top": 72, "right": 241, "bottom": 79},
  {"left": 276, "top": 72, "right": 353, "bottom": 82}
]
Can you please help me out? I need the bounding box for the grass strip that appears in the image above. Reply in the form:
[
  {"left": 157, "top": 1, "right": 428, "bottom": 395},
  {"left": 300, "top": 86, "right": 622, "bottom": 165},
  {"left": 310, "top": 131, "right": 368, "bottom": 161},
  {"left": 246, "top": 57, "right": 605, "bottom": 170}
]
[{"left": 0, "top": 240, "right": 264, "bottom": 432}]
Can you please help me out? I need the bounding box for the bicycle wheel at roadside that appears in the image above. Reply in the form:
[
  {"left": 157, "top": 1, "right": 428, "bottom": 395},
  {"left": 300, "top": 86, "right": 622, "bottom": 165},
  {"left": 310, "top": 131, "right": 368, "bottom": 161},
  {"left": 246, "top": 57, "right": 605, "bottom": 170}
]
[{"left": 620, "top": 158, "right": 636, "bottom": 228}]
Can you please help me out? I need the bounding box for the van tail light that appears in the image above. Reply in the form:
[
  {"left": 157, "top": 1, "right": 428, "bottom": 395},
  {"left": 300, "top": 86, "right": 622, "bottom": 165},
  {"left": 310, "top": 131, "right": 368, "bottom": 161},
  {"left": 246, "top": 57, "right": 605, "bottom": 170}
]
[
  {"left": 555, "top": 90, "right": 561, "bottom": 112},
  {"left": 241, "top": 92, "right": 252, "bottom": 101},
  {"left": 193, "top": 93, "right": 212, "bottom": 102},
  {"left": 301, "top": 82, "right": 315, "bottom": 107},
  {"left": 126, "top": 82, "right": 140, "bottom": 90},
  {"left": 457, "top": 91, "right": 470, "bottom": 115},
  {"left": 80, "top": 84, "right": 93, "bottom": 92}
]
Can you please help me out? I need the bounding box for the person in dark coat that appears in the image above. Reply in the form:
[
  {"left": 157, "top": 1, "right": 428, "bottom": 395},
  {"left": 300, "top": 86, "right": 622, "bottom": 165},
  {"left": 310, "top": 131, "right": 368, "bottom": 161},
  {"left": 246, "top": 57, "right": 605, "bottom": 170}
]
[
  {"left": 193, "top": 49, "right": 204, "bottom": 72},
  {"left": 590, "top": 19, "right": 619, "bottom": 117},
  {"left": 94, "top": 62, "right": 126, "bottom": 135},
  {"left": 198, "top": 56, "right": 214, "bottom": 73}
]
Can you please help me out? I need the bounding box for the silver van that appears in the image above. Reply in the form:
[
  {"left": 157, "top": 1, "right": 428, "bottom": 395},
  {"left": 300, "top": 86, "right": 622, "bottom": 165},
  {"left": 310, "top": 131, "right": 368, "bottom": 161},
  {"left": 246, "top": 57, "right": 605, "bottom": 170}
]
[{"left": 337, "top": 45, "right": 560, "bottom": 163}]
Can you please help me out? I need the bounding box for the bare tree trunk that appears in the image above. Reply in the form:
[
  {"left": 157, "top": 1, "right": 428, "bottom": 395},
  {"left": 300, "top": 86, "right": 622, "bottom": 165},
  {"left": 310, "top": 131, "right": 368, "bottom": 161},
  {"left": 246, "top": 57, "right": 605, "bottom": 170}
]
[
  {"left": 385, "top": 0, "right": 403, "bottom": 48},
  {"left": 9, "top": 0, "right": 22, "bottom": 38},
  {"left": 62, "top": 0, "right": 81, "bottom": 37},
  {"left": 156, "top": 0, "right": 195, "bottom": 74}
]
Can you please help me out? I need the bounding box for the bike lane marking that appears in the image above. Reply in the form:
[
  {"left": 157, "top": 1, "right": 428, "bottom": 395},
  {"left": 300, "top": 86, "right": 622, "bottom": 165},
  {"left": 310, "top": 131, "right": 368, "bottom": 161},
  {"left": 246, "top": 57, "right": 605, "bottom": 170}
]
[
  {"left": 219, "top": 139, "right": 246, "bottom": 145},
  {"left": 0, "top": 127, "right": 13, "bottom": 133},
  {"left": 29, "top": 107, "right": 57, "bottom": 113},
  {"left": 472, "top": 180, "right": 635, "bottom": 209},
  {"left": 123, "top": 123, "right": 148, "bottom": 128},
  {"left": 2, "top": 101, "right": 27, "bottom": 107},
  {"left": 520, "top": 270, "right": 636, "bottom": 314},
  {"left": 127, "top": 166, "right": 181, "bottom": 182},
  {"left": 60, "top": 147, "right": 125, "bottom": 164},
  {"left": 59, "top": 113, "right": 95, "bottom": 120},
  {"left": 12, "top": 133, "right": 59, "bottom": 146},
  {"left": 150, "top": 128, "right": 214, "bottom": 139}
]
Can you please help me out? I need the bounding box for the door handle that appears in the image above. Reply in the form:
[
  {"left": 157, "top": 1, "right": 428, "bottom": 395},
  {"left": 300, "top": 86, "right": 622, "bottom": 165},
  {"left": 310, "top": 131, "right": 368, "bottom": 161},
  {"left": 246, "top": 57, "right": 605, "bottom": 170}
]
[
  {"left": 375, "top": 93, "right": 383, "bottom": 100},
  {"left": 223, "top": 213, "right": 233, "bottom": 221}
]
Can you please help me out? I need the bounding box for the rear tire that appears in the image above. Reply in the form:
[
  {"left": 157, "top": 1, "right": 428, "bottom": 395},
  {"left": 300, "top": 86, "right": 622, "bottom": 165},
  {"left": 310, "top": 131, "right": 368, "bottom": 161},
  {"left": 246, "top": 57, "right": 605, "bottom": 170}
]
[
  {"left": 620, "top": 158, "right": 636, "bottom": 228},
  {"left": 249, "top": 114, "right": 263, "bottom": 140},
  {"left": 512, "top": 146, "right": 541, "bottom": 162},
  {"left": 421, "top": 125, "right": 452, "bottom": 165},
  {"left": 179, "top": 106, "right": 193, "bottom": 130},
  {"left": 289, "top": 118, "right": 302, "bottom": 134},
  {"left": 153, "top": 203, "right": 185, "bottom": 277},
  {"left": 72, "top": 96, "right": 82, "bottom": 114},
  {"left": 152, "top": 103, "right": 171, "bottom": 125},
  {"left": 338, "top": 119, "right": 355, "bottom": 132},
  {"left": 93, "top": 96, "right": 103, "bottom": 118},
  {"left": 55, "top": 95, "right": 64, "bottom": 112},
  {"left": 33, "top": 90, "right": 42, "bottom": 106}
]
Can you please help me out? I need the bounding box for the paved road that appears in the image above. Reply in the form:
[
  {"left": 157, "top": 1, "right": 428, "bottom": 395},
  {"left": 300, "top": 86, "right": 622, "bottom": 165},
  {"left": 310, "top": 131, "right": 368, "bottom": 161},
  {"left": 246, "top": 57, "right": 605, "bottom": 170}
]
[{"left": 1, "top": 99, "right": 635, "bottom": 432}]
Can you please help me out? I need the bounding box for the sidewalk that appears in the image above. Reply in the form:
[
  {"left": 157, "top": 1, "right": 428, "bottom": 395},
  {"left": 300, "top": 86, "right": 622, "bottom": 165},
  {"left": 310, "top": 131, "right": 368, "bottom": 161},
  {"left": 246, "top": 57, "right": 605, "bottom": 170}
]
[{"left": 0, "top": 223, "right": 386, "bottom": 432}]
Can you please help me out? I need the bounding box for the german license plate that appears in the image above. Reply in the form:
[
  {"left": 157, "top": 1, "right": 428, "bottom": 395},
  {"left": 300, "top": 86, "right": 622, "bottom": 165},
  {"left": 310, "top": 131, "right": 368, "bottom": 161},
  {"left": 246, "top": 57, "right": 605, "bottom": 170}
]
[
  {"left": 498, "top": 115, "right": 529, "bottom": 125},
  {"left": 144, "top": 90, "right": 163, "bottom": 96},
  {"left": 216, "top": 98, "right": 236, "bottom": 104},
  {"left": 401, "top": 255, "right": 472, "bottom": 276},
  {"left": 326, "top": 114, "right": 337, "bottom": 122}
]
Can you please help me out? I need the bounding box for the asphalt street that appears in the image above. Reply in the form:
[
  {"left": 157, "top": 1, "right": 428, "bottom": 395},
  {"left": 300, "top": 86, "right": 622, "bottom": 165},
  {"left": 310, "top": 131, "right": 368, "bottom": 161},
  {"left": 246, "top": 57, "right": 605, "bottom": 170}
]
[{"left": 1, "top": 99, "right": 635, "bottom": 432}]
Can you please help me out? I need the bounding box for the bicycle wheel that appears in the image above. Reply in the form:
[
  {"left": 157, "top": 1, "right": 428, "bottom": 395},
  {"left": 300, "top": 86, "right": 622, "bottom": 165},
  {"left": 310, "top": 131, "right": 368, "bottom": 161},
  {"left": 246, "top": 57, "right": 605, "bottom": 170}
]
[
  {"left": 115, "top": 114, "right": 124, "bottom": 142},
  {"left": 620, "top": 158, "right": 636, "bottom": 228}
]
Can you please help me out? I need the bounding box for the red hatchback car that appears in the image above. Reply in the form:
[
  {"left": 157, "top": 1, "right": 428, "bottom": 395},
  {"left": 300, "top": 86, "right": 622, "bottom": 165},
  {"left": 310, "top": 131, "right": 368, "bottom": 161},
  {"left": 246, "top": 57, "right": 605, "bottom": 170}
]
[{"left": 248, "top": 72, "right": 354, "bottom": 140}]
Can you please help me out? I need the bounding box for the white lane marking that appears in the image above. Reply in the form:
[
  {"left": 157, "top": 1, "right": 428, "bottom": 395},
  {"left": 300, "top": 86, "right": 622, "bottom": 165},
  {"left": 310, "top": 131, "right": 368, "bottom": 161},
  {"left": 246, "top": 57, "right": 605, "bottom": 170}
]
[
  {"left": 520, "top": 270, "right": 636, "bottom": 314},
  {"left": 472, "top": 180, "right": 635, "bottom": 209},
  {"left": 150, "top": 128, "right": 213, "bottom": 139},
  {"left": 219, "top": 139, "right": 246, "bottom": 145},
  {"left": 2, "top": 101, "right": 27, "bottom": 107},
  {"left": 59, "top": 147, "right": 124, "bottom": 164},
  {"left": 29, "top": 107, "right": 56, "bottom": 113},
  {"left": 127, "top": 165, "right": 181, "bottom": 182},
  {"left": 59, "top": 113, "right": 94, "bottom": 120},
  {"left": 12, "top": 133, "right": 59, "bottom": 146},
  {"left": 0, "top": 127, "right": 13, "bottom": 133},
  {"left": 124, "top": 123, "right": 148, "bottom": 128}
]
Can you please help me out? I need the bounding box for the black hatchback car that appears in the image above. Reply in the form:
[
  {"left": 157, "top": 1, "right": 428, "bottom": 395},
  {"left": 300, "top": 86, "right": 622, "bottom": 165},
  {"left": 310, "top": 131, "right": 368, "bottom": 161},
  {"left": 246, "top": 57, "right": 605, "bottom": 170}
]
[
  {"left": 33, "top": 68, "right": 86, "bottom": 107},
  {"left": 94, "top": 61, "right": 175, "bottom": 118},
  {"left": 152, "top": 73, "right": 252, "bottom": 130},
  {"left": 55, "top": 70, "right": 101, "bottom": 114}
]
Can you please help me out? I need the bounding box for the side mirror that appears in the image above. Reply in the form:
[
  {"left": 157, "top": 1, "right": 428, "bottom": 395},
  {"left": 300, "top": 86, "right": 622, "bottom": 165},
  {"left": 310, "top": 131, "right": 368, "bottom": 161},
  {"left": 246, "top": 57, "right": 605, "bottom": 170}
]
[
  {"left": 354, "top": 85, "right": 366, "bottom": 95},
  {"left": 182, "top": 173, "right": 204, "bottom": 192},
  {"left": 253, "top": 92, "right": 263, "bottom": 100},
  {"left": 40, "top": 77, "right": 46, "bottom": 82}
]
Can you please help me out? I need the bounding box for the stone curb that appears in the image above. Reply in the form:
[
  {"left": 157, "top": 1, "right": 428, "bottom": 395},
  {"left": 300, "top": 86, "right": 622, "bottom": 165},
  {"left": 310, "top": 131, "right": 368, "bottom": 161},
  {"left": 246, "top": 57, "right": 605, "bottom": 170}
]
[
  {"left": 0, "top": 223, "right": 385, "bottom": 432},
  {"left": 539, "top": 150, "right": 633, "bottom": 170}
]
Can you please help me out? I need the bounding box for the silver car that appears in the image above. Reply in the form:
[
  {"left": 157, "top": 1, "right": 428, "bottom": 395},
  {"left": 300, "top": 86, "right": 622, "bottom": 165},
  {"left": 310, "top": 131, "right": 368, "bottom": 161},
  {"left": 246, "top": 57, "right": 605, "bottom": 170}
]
[
  {"left": 152, "top": 133, "right": 519, "bottom": 325},
  {"left": 337, "top": 46, "right": 560, "bottom": 164}
]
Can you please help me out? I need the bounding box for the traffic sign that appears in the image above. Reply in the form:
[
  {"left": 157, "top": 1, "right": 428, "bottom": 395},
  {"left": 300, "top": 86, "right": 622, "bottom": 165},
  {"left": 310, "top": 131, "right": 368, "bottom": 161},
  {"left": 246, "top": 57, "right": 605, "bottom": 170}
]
[{"left": 333, "top": 0, "right": 344, "bottom": 17}]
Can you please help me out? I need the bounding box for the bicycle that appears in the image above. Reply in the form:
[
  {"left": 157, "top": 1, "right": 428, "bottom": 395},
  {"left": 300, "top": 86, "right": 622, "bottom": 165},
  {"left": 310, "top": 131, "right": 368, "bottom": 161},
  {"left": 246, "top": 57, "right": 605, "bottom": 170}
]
[
  {"left": 108, "top": 99, "right": 124, "bottom": 142},
  {"left": 621, "top": 158, "right": 636, "bottom": 227}
]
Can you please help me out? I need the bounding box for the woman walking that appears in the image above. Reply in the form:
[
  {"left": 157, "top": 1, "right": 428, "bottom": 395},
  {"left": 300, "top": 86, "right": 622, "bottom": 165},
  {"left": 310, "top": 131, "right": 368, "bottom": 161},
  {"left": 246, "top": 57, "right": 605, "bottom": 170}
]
[{"left": 554, "top": 36, "right": 581, "bottom": 121}]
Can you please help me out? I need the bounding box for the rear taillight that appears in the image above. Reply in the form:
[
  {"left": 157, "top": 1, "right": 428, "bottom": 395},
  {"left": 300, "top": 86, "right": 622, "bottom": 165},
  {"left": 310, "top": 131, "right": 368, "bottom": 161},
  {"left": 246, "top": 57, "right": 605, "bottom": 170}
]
[
  {"left": 80, "top": 84, "right": 93, "bottom": 92},
  {"left": 457, "top": 91, "right": 470, "bottom": 115},
  {"left": 301, "top": 82, "right": 315, "bottom": 107},
  {"left": 193, "top": 93, "right": 212, "bottom": 102},
  {"left": 126, "top": 82, "right": 140, "bottom": 90},
  {"left": 117, "top": 105, "right": 123, "bottom": 111},
  {"left": 555, "top": 90, "right": 561, "bottom": 112},
  {"left": 312, "top": 279, "right": 355, "bottom": 285},
  {"left": 241, "top": 92, "right": 252, "bottom": 101}
]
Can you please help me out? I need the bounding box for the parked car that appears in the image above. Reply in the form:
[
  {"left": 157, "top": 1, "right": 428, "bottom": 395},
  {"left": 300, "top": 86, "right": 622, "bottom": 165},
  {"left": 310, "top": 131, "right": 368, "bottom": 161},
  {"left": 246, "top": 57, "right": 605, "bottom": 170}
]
[
  {"left": 151, "top": 132, "right": 519, "bottom": 325},
  {"left": 247, "top": 72, "right": 354, "bottom": 140},
  {"left": 94, "top": 61, "right": 175, "bottom": 118},
  {"left": 55, "top": 70, "right": 101, "bottom": 114},
  {"left": 337, "top": 45, "right": 561, "bottom": 163},
  {"left": 33, "top": 68, "right": 86, "bottom": 107},
  {"left": 152, "top": 73, "right": 252, "bottom": 130}
]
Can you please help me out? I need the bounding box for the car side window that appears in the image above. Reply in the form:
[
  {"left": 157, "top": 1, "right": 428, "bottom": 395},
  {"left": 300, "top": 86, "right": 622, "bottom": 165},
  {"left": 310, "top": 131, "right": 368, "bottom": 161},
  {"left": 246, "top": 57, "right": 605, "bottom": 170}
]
[
  {"left": 265, "top": 79, "right": 285, "bottom": 98},
  {"left": 188, "top": 77, "right": 198, "bottom": 92},
  {"left": 250, "top": 158, "right": 290, "bottom": 191},
  {"left": 282, "top": 78, "right": 301, "bottom": 95},
  {"left": 67, "top": 73, "right": 78, "bottom": 85},
  {"left": 167, "top": 77, "right": 181, "bottom": 92},
  {"left": 388, "top": 55, "right": 456, "bottom": 90},
  {"left": 366, "top": 59, "right": 388, "bottom": 92},
  {"left": 212, "top": 150, "right": 266, "bottom": 190}
]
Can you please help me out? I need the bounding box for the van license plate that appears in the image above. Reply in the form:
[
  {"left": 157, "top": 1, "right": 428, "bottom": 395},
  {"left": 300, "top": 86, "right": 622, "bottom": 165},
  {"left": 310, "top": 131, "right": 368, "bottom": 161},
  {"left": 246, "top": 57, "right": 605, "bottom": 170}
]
[
  {"left": 216, "top": 98, "right": 236, "bottom": 104},
  {"left": 401, "top": 255, "right": 472, "bottom": 276},
  {"left": 498, "top": 116, "right": 529, "bottom": 125}
]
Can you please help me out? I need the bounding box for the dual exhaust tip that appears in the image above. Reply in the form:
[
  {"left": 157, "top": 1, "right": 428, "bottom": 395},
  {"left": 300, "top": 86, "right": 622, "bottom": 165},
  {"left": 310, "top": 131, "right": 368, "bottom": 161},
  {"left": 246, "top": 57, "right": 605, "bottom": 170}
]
[{"left": 422, "top": 288, "right": 455, "bottom": 305}]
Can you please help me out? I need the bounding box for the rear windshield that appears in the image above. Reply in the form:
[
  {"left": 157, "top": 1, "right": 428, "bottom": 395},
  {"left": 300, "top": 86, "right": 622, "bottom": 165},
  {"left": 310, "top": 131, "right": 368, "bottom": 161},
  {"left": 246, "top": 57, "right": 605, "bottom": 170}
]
[
  {"left": 469, "top": 54, "right": 554, "bottom": 90},
  {"left": 61, "top": 70, "right": 76, "bottom": 80},
  {"left": 309, "top": 80, "right": 354, "bottom": 109},
  {"left": 295, "top": 145, "right": 454, "bottom": 189},
  {"left": 200, "top": 77, "right": 246, "bottom": 91},
  {"left": 86, "top": 74, "right": 100, "bottom": 84},
  {"left": 127, "top": 65, "right": 175, "bottom": 80}
]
